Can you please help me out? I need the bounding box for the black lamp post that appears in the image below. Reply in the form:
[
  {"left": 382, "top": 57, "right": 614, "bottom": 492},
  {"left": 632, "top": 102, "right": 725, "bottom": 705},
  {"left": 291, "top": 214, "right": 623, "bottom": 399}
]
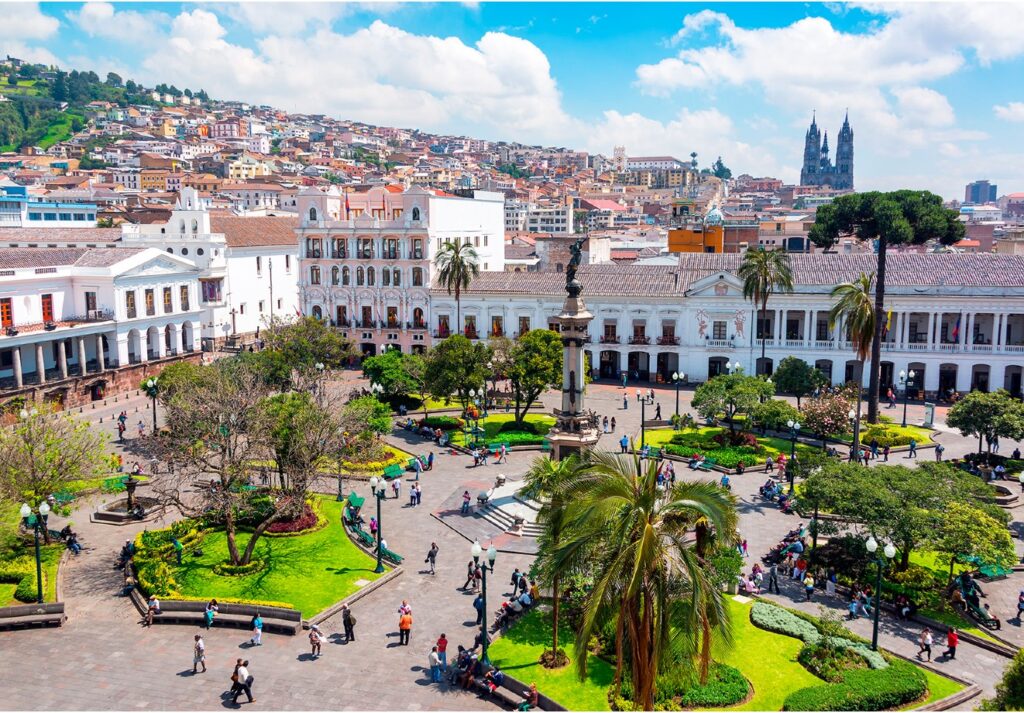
[
  {"left": 472, "top": 540, "right": 498, "bottom": 665},
  {"left": 639, "top": 392, "right": 655, "bottom": 447},
  {"left": 787, "top": 419, "right": 801, "bottom": 459},
  {"left": 336, "top": 427, "right": 346, "bottom": 502},
  {"left": 899, "top": 369, "right": 916, "bottom": 428},
  {"left": 369, "top": 475, "right": 386, "bottom": 574},
  {"left": 672, "top": 371, "right": 685, "bottom": 420},
  {"left": 144, "top": 377, "right": 159, "bottom": 433},
  {"left": 19, "top": 501, "right": 50, "bottom": 603},
  {"left": 865, "top": 535, "right": 896, "bottom": 651}
]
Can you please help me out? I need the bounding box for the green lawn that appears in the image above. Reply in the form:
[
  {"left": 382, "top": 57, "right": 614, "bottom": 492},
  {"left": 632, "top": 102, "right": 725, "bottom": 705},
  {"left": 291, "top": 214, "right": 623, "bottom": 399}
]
[
  {"left": 836, "top": 423, "right": 935, "bottom": 446},
  {"left": 912, "top": 668, "right": 966, "bottom": 709},
  {"left": 37, "top": 113, "right": 82, "bottom": 150},
  {"left": 642, "top": 426, "right": 817, "bottom": 462},
  {"left": 451, "top": 413, "right": 555, "bottom": 447},
  {"left": 487, "top": 607, "right": 614, "bottom": 712},
  {"left": 716, "top": 598, "right": 821, "bottom": 711},
  {"left": 168, "top": 498, "right": 380, "bottom": 616},
  {"left": 0, "top": 542, "right": 61, "bottom": 606}
]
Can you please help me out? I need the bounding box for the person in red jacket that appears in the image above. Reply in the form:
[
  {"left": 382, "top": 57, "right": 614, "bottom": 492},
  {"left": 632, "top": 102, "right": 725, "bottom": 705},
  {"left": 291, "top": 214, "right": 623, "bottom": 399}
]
[{"left": 943, "top": 628, "right": 958, "bottom": 660}]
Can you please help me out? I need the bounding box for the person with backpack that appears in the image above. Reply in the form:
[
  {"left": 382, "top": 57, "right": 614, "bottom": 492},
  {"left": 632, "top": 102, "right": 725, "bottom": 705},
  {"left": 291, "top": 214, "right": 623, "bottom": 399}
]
[
  {"left": 342, "top": 605, "right": 356, "bottom": 642},
  {"left": 935, "top": 443, "right": 945, "bottom": 461}
]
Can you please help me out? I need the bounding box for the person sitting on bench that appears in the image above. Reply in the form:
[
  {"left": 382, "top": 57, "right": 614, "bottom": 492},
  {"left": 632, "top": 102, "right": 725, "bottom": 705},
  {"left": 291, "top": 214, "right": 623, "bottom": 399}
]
[
  {"left": 67, "top": 533, "right": 82, "bottom": 555},
  {"left": 482, "top": 667, "right": 506, "bottom": 696},
  {"left": 145, "top": 595, "right": 161, "bottom": 626},
  {"left": 518, "top": 683, "right": 540, "bottom": 711}
]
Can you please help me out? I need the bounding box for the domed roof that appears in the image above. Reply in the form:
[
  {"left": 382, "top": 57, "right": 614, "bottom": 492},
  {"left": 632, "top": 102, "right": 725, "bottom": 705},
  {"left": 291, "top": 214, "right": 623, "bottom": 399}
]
[{"left": 704, "top": 206, "right": 724, "bottom": 226}]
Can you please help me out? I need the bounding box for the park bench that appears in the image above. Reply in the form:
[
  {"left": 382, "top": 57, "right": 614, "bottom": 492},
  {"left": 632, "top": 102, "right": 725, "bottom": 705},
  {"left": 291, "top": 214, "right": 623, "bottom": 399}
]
[
  {"left": 128, "top": 589, "right": 300, "bottom": 634},
  {"left": 0, "top": 602, "right": 66, "bottom": 630},
  {"left": 697, "top": 457, "right": 717, "bottom": 471},
  {"left": 54, "top": 491, "right": 75, "bottom": 506},
  {"left": 345, "top": 492, "right": 365, "bottom": 512},
  {"left": 540, "top": 440, "right": 551, "bottom": 453},
  {"left": 381, "top": 546, "right": 403, "bottom": 565},
  {"left": 382, "top": 463, "right": 404, "bottom": 480},
  {"left": 350, "top": 525, "right": 377, "bottom": 549},
  {"left": 963, "top": 598, "right": 1002, "bottom": 630},
  {"left": 486, "top": 670, "right": 565, "bottom": 712}
]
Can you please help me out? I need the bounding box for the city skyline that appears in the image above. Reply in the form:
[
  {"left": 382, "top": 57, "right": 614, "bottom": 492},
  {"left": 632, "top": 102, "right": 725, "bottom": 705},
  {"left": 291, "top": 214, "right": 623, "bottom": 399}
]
[{"left": 3, "top": 1, "right": 1024, "bottom": 200}]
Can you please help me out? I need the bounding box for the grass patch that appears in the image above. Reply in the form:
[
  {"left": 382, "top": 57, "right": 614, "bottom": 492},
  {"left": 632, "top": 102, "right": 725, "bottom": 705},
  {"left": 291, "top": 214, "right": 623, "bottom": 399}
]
[
  {"left": 909, "top": 668, "right": 965, "bottom": 709},
  {"left": 167, "top": 497, "right": 380, "bottom": 616},
  {"left": 643, "top": 426, "right": 817, "bottom": 468},
  {"left": 837, "top": 423, "right": 934, "bottom": 447},
  {"left": 450, "top": 413, "right": 555, "bottom": 447},
  {"left": 0, "top": 542, "right": 61, "bottom": 606},
  {"left": 487, "top": 607, "right": 614, "bottom": 712},
  {"left": 37, "top": 113, "right": 82, "bottom": 150},
  {"left": 917, "top": 606, "right": 1000, "bottom": 645}
]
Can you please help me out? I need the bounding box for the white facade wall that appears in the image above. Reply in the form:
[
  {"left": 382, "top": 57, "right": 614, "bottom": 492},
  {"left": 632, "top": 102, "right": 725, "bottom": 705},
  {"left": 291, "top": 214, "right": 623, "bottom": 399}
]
[
  {"left": 224, "top": 247, "right": 300, "bottom": 336},
  {"left": 426, "top": 191, "right": 505, "bottom": 272}
]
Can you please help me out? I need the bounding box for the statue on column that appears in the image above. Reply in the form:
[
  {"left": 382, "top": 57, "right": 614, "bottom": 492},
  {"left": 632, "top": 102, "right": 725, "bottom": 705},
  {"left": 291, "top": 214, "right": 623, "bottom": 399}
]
[{"left": 565, "top": 236, "right": 586, "bottom": 298}]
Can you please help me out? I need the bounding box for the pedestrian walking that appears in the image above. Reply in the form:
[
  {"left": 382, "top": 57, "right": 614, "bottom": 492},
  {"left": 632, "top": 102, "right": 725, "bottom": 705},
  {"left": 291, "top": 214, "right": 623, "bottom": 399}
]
[
  {"left": 473, "top": 593, "right": 485, "bottom": 625},
  {"left": 918, "top": 628, "right": 933, "bottom": 661},
  {"left": 621, "top": 372, "right": 627, "bottom": 388},
  {"left": 473, "top": 564, "right": 483, "bottom": 592},
  {"left": 173, "top": 537, "right": 184, "bottom": 565},
  {"left": 461, "top": 490, "right": 472, "bottom": 515},
  {"left": 192, "top": 634, "right": 206, "bottom": 674},
  {"left": 137, "top": 420, "right": 145, "bottom": 438},
  {"left": 943, "top": 628, "right": 958, "bottom": 659},
  {"left": 803, "top": 572, "right": 815, "bottom": 601},
  {"left": 399, "top": 609, "right": 413, "bottom": 645},
  {"left": 426, "top": 542, "right": 438, "bottom": 575},
  {"left": 767, "top": 562, "right": 780, "bottom": 594},
  {"left": 610, "top": 417, "right": 616, "bottom": 432},
  {"left": 413, "top": 456, "right": 422, "bottom": 480},
  {"left": 249, "top": 613, "right": 263, "bottom": 646},
  {"left": 883, "top": 444, "right": 890, "bottom": 461},
  {"left": 429, "top": 646, "right": 442, "bottom": 682},
  {"left": 342, "top": 605, "right": 356, "bottom": 642},
  {"left": 602, "top": 416, "right": 609, "bottom": 433},
  {"left": 741, "top": 539, "right": 749, "bottom": 558},
  {"left": 908, "top": 439, "right": 918, "bottom": 458},
  {"left": 117, "top": 421, "right": 125, "bottom": 441},
  {"left": 415, "top": 483, "right": 423, "bottom": 506},
  {"left": 309, "top": 624, "right": 325, "bottom": 658},
  {"left": 655, "top": 403, "right": 662, "bottom": 420},
  {"left": 409, "top": 483, "right": 417, "bottom": 507},
  {"left": 398, "top": 600, "right": 412, "bottom": 615},
  {"left": 620, "top": 435, "right": 629, "bottom": 454},
  {"left": 436, "top": 633, "right": 449, "bottom": 670},
  {"left": 887, "top": 387, "right": 896, "bottom": 408},
  {"left": 935, "top": 443, "right": 945, "bottom": 462},
  {"left": 462, "top": 560, "right": 475, "bottom": 590},
  {"left": 393, "top": 478, "right": 401, "bottom": 499},
  {"left": 232, "top": 660, "right": 255, "bottom": 704}
]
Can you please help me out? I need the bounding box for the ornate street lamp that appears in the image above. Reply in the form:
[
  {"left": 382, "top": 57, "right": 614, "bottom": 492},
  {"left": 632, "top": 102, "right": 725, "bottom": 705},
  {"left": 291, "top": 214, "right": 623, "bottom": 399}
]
[
  {"left": 472, "top": 540, "right": 498, "bottom": 665},
  {"left": 671, "top": 371, "right": 686, "bottom": 420},
  {"left": 899, "top": 369, "right": 916, "bottom": 428},
  {"left": 865, "top": 536, "right": 897, "bottom": 651},
  {"left": 369, "top": 476, "right": 386, "bottom": 574},
  {"left": 19, "top": 501, "right": 50, "bottom": 603},
  {"left": 144, "top": 377, "right": 159, "bottom": 433}
]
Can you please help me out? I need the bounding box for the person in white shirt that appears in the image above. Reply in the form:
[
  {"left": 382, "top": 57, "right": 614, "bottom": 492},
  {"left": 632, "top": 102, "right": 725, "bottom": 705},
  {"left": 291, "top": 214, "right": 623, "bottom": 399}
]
[
  {"left": 233, "top": 661, "right": 254, "bottom": 704},
  {"left": 192, "top": 635, "right": 206, "bottom": 674},
  {"left": 428, "top": 646, "right": 442, "bottom": 683}
]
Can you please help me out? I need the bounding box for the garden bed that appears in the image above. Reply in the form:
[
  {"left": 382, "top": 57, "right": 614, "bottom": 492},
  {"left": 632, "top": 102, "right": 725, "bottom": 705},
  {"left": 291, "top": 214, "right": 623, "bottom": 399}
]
[
  {"left": 450, "top": 413, "right": 555, "bottom": 447},
  {"left": 132, "top": 497, "right": 381, "bottom": 616},
  {"left": 643, "top": 426, "right": 817, "bottom": 470}
]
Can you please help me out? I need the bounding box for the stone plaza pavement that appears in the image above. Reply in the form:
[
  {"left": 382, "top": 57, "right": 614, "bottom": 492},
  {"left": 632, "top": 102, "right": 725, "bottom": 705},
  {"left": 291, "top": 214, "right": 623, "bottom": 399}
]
[{"left": 0, "top": 373, "right": 1022, "bottom": 710}]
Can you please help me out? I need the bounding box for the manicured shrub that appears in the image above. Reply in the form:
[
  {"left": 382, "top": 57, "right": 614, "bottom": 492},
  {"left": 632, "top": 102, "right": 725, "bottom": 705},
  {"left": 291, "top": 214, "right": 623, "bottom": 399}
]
[
  {"left": 859, "top": 423, "right": 928, "bottom": 448},
  {"left": 783, "top": 658, "right": 926, "bottom": 711},
  {"left": 498, "top": 419, "right": 550, "bottom": 436},
  {"left": 266, "top": 504, "right": 318, "bottom": 534},
  {"left": 212, "top": 558, "right": 266, "bottom": 577},
  {"left": 418, "top": 415, "right": 463, "bottom": 431},
  {"left": 678, "top": 663, "right": 749, "bottom": 707},
  {"left": 751, "top": 601, "right": 887, "bottom": 669}
]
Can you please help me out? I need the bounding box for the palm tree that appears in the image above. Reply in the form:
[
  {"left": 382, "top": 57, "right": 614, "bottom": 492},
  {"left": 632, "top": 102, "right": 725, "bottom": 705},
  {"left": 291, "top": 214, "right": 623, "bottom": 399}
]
[
  {"left": 829, "top": 272, "right": 876, "bottom": 459},
  {"left": 552, "top": 450, "right": 737, "bottom": 710},
  {"left": 738, "top": 249, "right": 794, "bottom": 372},
  {"left": 434, "top": 240, "right": 479, "bottom": 335},
  {"left": 523, "top": 454, "right": 580, "bottom": 664}
]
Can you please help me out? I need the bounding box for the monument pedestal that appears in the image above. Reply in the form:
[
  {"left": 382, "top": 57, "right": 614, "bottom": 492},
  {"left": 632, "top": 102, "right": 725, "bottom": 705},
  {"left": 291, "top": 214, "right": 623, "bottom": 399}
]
[{"left": 546, "top": 286, "right": 600, "bottom": 460}]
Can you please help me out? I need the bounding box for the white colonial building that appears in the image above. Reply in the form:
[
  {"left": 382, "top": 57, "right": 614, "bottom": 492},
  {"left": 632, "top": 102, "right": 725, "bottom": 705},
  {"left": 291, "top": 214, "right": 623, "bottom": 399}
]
[
  {"left": 0, "top": 246, "right": 201, "bottom": 399},
  {"left": 433, "top": 253, "right": 1024, "bottom": 400},
  {"left": 120, "top": 188, "right": 300, "bottom": 346},
  {"left": 296, "top": 185, "right": 504, "bottom": 355}
]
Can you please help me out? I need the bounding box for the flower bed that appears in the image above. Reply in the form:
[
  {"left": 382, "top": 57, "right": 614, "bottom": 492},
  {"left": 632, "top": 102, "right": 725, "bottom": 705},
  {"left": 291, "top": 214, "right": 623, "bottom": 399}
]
[
  {"left": 418, "top": 415, "right": 464, "bottom": 430},
  {"left": 655, "top": 427, "right": 815, "bottom": 469},
  {"left": 265, "top": 500, "right": 328, "bottom": 537}
]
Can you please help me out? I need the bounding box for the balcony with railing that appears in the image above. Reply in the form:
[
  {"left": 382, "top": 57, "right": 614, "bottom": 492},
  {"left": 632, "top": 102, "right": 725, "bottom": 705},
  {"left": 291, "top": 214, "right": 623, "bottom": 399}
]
[
  {"left": 600, "top": 334, "right": 620, "bottom": 344},
  {"left": 434, "top": 328, "right": 451, "bottom": 339},
  {"left": 491, "top": 329, "right": 505, "bottom": 338},
  {"left": 657, "top": 335, "right": 680, "bottom": 346},
  {"left": 628, "top": 335, "right": 650, "bottom": 345},
  {"left": 464, "top": 328, "right": 479, "bottom": 340},
  {"left": 409, "top": 321, "right": 428, "bottom": 331},
  {"left": 331, "top": 248, "right": 347, "bottom": 259},
  {"left": 706, "top": 338, "right": 733, "bottom": 348}
]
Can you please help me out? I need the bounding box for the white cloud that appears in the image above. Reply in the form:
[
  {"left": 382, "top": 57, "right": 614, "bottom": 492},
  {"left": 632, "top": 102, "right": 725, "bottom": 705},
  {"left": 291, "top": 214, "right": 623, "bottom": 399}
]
[
  {"left": 0, "top": 3, "right": 59, "bottom": 40},
  {"left": 891, "top": 87, "right": 955, "bottom": 127},
  {"left": 994, "top": 102, "right": 1024, "bottom": 122},
  {"left": 217, "top": 2, "right": 400, "bottom": 36},
  {"left": 68, "top": 2, "right": 167, "bottom": 40}
]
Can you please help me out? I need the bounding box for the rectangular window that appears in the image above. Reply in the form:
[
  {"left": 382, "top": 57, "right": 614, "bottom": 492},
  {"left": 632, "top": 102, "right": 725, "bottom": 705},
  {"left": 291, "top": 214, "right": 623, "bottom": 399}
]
[
  {"left": 0, "top": 297, "right": 12, "bottom": 328},
  {"left": 28, "top": 212, "right": 42, "bottom": 221},
  {"left": 240, "top": 304, "right": 246, "bottom": 315},
  {"left": 259, "top": 300, "right": 265, "bottom": 313},
  {"left": 145, "top": 289, "right": 155, "bottom": 316},
  {"left": 491, "top": 316, "right": 503, "bottom": 337},
  {"left": 200, "top": 279, "right": 223, "bottom": 303},
  {"left": 180, "top": 286, "right": 190, "bottom": 311},
  {"left": 43, "top": 213, "right": 57, "bottom": 221},
  {"left": 73, "top": 213, "right": 85, "bottom": 221},
  {"left": 713, "top": 321, "right": 727, "bottom": 340},
  {"left": 41, "top": 293, "right": 54, "bottom": 323},
  {"left": 464, "top": 315, "right": 477, "bottom": 337},
  {"left": 163, "top": 287, "right": 173, "bottom": 313},
  {"left": 256, "top": 256, "right": 262, "bottom": 275},
  {"left": 85, "top": 291, "right": 97, "bottom": 313},
  {"left": 387, "top": 306, "right": 398, "bottom": 328},
  {"left": 126, "top": 291, "right": 137, "bottom": 319},
  {"left": 277, "top": 299, "right": 282, "bottom": 309},
  {"left": 285, "top": 255, "right": 291, "bottom": 271},
  {"left": 361, "top": 306, "right": 373, "bottom": 327},
  {"left": 518, "top": 317, "right": 530, "bottom": 335}
]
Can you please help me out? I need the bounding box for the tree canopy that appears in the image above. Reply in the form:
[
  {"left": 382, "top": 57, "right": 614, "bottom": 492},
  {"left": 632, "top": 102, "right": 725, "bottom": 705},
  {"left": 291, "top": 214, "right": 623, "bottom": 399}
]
[
  {"left": 772, "top": 356, "right": 828, "bottom": 408},
  {"left": 691, "top": 372, "right": 775, "bottom": 432},
  {"left": 362, "top": 349, "right": 424, "bottom": 403},
  {"left": 946, "top": 389, "right": 1024, "bottom": 454},
  {"left": 422, "top": 335, "right": 490, "bottom": 413},
  {"left": 262, "top": 315, "right": 356, "bottom": 373},
  {"left": 505, "top": 329, "right": 563, "bottom": 425}
]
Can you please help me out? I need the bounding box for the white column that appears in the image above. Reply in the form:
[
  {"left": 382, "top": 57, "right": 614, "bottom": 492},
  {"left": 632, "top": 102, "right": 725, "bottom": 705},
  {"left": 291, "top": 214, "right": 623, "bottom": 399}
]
[
  {"left": 116, "top": 335, "right": 130, "bottom": 366},
  {"left": 927, "top": 313, "right": 937, "bottom": 348},
  {"left": 35, "top": 343, "right": 46, "bottom": 384},
  {"left": 960, "top": 312, "right": 969, "bottom": 346},
  {"left": 58, "top": 340, "right": 68, "bottom": 379},
  {"left": 96, "top": 334, "right": 105, "bottom": 371},
  {"left": 804, "top": 310, "right": 813, "bottom": 343},
  {"left": 995, "top": 314, "right": 1004, "bottom": 348},
  {"left": 77, "top": 337, "right": 87, "bottom": 374},
  {"left": 12, "top": 346, "right": 23, "bottom": 388}
]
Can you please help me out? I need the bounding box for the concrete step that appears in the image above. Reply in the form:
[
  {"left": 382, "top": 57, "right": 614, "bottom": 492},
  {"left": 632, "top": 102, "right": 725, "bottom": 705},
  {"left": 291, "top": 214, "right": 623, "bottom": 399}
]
[{"left": 478, "top": 503, "right": 544, "bottom": 537}]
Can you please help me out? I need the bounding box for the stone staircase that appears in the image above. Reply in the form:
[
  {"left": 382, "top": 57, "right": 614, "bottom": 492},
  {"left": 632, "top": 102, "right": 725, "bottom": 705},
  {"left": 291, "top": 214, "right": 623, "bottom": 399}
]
[{"left": 477, "top": 496, "right": 545, "bottom": 538}]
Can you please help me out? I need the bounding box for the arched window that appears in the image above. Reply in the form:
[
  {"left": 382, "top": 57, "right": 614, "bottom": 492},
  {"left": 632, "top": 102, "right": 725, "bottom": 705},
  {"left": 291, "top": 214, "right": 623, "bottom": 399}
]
[
  {"left": 182, "top": 248, "right": 189, "bottom": 255},
  {"left": 412, "top": 267, "right": 423, "bottom": 286},
  {"left": 166, "top": 247, "right": 172, "bottom": 253},
  {"left": 342, "top": 266, "right": 350, "bottom": 286},
  {"left": 309, "top": 206, "right": 318, "bottom": 222},
  {"left": 367, "top": 267, "right": 375, "bottom": 286},
  {"left": 312, "top": 305, "right": 322, "bottom": 320},
  {"left": 331, "top": 266, "right": 340, "bottom": 285},
  {"left": 191, "top": 219, "right": 198, "bottom": 233},
  {"left": 412, "top": 207, "right": 421, "bottom": 221},
  {"left": 356, "top": 267, "right": 364, "bottom": 286},
  {"left": 412, "top": 238, "right": 423, "bottom": 259},
  {"left": 179, "top": 219, "right": 186, "bottom": 234},
  {"left": 413, "top": 307, "right": 424, "bottom": 328},
  {"left": 310, "top": 266, "right": 321, "bottom": 285},
  {"left": 393, "top": 268, "right": 401, "bottom": 287},
  {"left": 382, "top": 269, "right": 391, "bottom": 287}
]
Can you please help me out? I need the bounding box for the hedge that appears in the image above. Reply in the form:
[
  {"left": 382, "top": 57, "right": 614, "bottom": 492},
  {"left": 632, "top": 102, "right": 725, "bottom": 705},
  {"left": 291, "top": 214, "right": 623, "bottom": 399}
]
[
  {"left": 212, "top": 558, "right": 266, "bottom": 577},
  {"left": 750, "top": 601, "right": 887, "bottom": 670},
  {"left": 782, "top": 659, "right": 926, "bottom": 711},
  {"left": 615, "top": 663, "right": 748, "bottom": 710},
  {"left": 418, "top": 415, "right": 463, "bottom": 431}
]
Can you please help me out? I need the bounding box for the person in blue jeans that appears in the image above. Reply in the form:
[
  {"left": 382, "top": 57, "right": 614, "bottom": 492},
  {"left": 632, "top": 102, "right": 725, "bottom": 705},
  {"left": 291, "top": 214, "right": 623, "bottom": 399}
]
[
  {"left": 429, "top": 647, "right": 442, "bottom": 682},
  {"left": 620, "top": 435, "right": 629, "bottom": 453}
]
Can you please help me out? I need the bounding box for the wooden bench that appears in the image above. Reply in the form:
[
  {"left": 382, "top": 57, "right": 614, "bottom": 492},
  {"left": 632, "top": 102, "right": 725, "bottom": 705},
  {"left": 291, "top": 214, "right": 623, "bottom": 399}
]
[
  {"left": 492, "top": 672, "right": 565, "bottom": 711},
  {"left": 350, "top": 525, "right": 377, "bottom": 549},
  {"left": 697, "top": 457, "right": 717, "bottom": 471},
  {"left": 540, "top": 440, "right": 552, "bottom": 453},
  {"left": 381, "top": 546, "right": 404, "bottom": 565},
  {"left": 0, "top": 602, "right": 66, "bottom": 630},
  {"left": 963, "top": 599, "right": 1002, "bottom": 630},
  {"left": 128, "top": 589, "right": 300, "bottom": 634},
  {"left": 382, "top": 464, "right": 404, "bottom": 480}
]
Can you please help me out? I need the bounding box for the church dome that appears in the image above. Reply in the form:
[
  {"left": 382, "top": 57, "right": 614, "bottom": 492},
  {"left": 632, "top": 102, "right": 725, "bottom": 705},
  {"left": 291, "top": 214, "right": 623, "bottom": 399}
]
[{"left": 704, "top": 207, "right": 724, "bottom": 226}]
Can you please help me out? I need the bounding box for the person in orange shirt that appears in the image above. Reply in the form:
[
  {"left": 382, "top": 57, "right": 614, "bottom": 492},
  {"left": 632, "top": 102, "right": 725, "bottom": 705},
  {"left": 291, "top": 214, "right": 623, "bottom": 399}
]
[{"left": 398, "top": 610, "right": 413, "bottom": 645}]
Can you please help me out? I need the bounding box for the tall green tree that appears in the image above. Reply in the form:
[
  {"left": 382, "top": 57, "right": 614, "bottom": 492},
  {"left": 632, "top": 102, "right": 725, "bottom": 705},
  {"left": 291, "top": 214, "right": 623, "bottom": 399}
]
[
  {"left": 422, "top": 335, "right": 490, "bottom": 415},
  {"left": 947, "top": 389, "right": 1024, "bottom": 454},
  {"left": 737, "top": 248, "right": 794, "bottom": 369},
  {"left": 553, "top": 451, "right": 737, "bottom": 707},
  {"left": 506, "top": 330, "right": 562, "bottom": 426},
  {"left": 362, "top": 350, "right": 424, "bottom": 404},
  {"left": 933, "top": 501, "right": 1016, "bottom": 585},
  {"left": 828, "top": 272, "right": 876, "bottom": 456},
  {"left": 434, "top": 240, "right": 479, "bottom": 331},
  {"left": 809, "top": 191, "right": 964, "bottom": 423},
  {"left": 711, "top": 156, "right": 732, "bottom": 180},
  {"left": 262, "top": 315, "right": 356, "bottom": 373},
  {"left": 772, "top": 356, "right": 828, "bottom": 408},
  {"left": 691, "top": 372, "right": 775, "bottom": 434},
  {"left": 983, "top": 648, "right": 1024, "bottom": 710}
]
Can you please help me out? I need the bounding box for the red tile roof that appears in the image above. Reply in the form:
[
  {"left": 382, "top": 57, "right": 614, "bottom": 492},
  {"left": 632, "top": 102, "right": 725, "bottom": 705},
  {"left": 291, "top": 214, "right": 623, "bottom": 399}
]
[
  {"left": 0, "top": 228, "right": 122, "bottom": 243},
  {"left": 210, "top": 215, "right": 298, "bottom": 248}
]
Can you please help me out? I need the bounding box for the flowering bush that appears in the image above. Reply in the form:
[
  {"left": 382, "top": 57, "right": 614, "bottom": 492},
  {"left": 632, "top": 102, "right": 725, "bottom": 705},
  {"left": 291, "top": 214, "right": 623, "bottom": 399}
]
[
  {"left": 802, "top": 392, "right": 855, "bottom": 437},
  {"left": 266, "top": 504, "right": 318, "bottom": 533}
]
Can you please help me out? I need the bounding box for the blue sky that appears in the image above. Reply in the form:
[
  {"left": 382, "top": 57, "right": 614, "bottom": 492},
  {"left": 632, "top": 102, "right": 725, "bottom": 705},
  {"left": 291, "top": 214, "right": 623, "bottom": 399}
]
[{"left": 4, "top": 2, "right": 1024, "bottom": 200}]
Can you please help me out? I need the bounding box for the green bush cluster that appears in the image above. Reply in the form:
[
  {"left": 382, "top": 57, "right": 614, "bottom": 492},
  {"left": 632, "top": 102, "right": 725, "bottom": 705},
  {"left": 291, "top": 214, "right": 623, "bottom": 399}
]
[
  {"left": 133, "top": 522, "right": 206, "bottom": 597},
  {"left": 488, "top": 431, "right": 547, "bottom": 446},
  {"left": 782, "top": 659, "right": 926, "bottom": 711},
  {"left": 497, "top": 419, "right": 550, "bottom": 436},
  {"left": 212, "top": 559, "right": 266, "bottom": 577},
  {"left": 419, "top": 415, "right": 463, "bottom": 430},
  {"left": 0, "top": 556, "right": 40, "bottom": 603},
  {"left": 751, "top": 602, "right": 887, "bottom": 670},
  {"left": 615, "top": 663, "right": 748, "bottom": 710},
  {"left": 859, "top": 423, "right": 927, "bottom": 448},
  {"left": 664, "top": 429, "right": 771, "bottom": 468}
]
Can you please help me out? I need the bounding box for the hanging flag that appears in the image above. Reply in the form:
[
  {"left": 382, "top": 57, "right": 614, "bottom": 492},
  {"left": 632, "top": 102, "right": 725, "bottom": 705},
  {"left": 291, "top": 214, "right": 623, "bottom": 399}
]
[
  {"left": 951, "top": 315, "right": 961, "bottom": 343},
  {"left": 881, "top": 309, "right": 893, "bottom": 339},
  {"left": 344, "top": 191, "right": 351, "bottom": 219}
]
